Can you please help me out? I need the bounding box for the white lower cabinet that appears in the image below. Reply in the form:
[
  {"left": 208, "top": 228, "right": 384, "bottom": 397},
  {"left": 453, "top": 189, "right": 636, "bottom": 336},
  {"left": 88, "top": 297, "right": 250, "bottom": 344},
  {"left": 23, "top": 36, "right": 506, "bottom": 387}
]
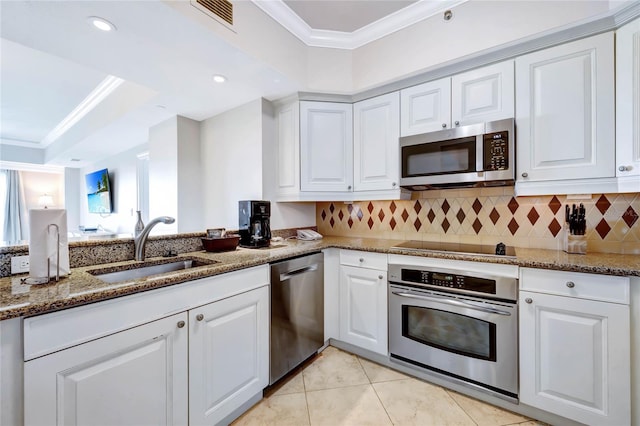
[
  {"left": 339, "top": 250, "right": 388, "bottom": 355},
  {"left": 23, "top": 267, "right": 270, "bottom": 426},
  {"left": 189, "top": 286, "right": 269, "bottom": 425},
  {"left": 25, "top": 312, "right": 189, "bottom": 426},
  {"left": 519, "top": 269, "right": 630, "bottom": 426}
]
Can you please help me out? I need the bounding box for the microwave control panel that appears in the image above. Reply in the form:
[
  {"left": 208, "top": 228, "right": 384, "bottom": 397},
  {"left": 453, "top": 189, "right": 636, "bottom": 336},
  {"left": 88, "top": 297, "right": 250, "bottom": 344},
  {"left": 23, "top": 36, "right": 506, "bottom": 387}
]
[{"left": 483, "top": 131, "right": 509, "bottom": 171}]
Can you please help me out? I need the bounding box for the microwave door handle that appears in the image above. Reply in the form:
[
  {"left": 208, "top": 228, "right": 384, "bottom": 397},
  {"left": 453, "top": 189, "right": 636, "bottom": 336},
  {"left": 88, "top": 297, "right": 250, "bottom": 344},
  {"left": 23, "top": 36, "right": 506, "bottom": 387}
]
[
  {"left": 476, "top": 134, "right": 484, "bottom": 173},
  {"left": 391, "top": 291, "right": 511, "bottom": 316}
]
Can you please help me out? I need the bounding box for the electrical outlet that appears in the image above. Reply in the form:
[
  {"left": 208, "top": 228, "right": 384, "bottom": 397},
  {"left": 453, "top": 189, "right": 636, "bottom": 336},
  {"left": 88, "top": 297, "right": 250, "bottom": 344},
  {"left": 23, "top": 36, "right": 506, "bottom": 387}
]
[{"left": 11, "top": 255, "right": 30, "bottom": 274}]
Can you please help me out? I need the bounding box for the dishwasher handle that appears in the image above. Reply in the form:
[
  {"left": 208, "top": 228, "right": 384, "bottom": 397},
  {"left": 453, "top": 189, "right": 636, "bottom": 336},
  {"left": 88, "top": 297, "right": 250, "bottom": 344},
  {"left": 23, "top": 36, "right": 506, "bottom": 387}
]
[{"left": 279, "top": 264, "right": 319, "bottom": 281}]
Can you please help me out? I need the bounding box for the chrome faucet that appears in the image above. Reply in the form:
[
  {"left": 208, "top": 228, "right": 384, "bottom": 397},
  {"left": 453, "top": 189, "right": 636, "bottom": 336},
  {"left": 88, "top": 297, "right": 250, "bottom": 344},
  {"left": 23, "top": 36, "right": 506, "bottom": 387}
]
[{"left": 134, "top": 216, "right": 175, "bottom": 261}]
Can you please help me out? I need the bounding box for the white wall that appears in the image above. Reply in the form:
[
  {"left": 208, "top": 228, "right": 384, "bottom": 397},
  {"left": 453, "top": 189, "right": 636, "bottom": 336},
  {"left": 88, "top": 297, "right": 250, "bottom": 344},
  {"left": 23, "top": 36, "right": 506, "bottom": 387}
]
[
  {"left": 149, "top": 117, "right": 179, "bottom": 234},
  {"left": 20, "top": 170, "right": 64, "bottom": 211},
  {"left": 200, "top": 100, "right": 263, "bottom": 230},
  {"left": 351, "top": 0, "right": 612, "bottom": 91},
  {"left": 79, "top": 144, "right": 148, "bottom": 235},
  {"left": 64, "top": 168, "right": 81, "bottom": 232},
  {"left": 176, "top": 116, "right": 202, "bottom": 233},
  {"left": 200, "top": 98, "right": 316, "bottom": 231}
]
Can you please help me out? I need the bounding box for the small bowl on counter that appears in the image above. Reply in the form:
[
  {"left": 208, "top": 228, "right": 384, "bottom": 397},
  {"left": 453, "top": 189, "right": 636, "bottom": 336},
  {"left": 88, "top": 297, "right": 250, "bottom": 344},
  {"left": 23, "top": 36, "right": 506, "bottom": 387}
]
[{"left": 201, "top": 235, "right": 240, "bottom": 252}]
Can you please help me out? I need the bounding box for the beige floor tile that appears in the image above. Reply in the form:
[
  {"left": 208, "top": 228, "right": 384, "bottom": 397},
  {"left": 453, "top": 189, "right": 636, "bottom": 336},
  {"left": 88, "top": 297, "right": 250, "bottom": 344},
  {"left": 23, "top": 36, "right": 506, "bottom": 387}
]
[
  {"left": 232, "top": 392, "right": 310, "bottom": 426},
  {"left": 373, "top": 378, "right": 476, "bottom": 426},
  {"left": 306, "top": 384, "right": 392, "bottom": 426},
  {"left": 272, "top": 371, "right": 305, "bottom": 396},
  {"left": 303, "top": 346, "right": 369, "bottom": 391},
  {"left": 446, "top": 390, "right": 529, "bottom": 426},
  {"left": 358, "top": 357, "right": 408, "bottom": 383}
]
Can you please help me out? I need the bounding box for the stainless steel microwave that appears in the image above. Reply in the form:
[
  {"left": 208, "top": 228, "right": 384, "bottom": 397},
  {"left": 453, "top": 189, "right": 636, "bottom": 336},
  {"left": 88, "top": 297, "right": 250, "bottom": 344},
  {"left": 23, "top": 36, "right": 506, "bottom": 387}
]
[{"left": 399, "top": 118, "right": 515, "bottom": 190}]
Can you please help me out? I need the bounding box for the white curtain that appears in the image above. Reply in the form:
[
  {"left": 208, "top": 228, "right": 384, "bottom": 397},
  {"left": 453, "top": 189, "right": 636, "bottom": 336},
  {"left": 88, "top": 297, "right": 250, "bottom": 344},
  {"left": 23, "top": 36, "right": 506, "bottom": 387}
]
[{"left": 2, "top": 169, "right": 29, "bottom": 243}]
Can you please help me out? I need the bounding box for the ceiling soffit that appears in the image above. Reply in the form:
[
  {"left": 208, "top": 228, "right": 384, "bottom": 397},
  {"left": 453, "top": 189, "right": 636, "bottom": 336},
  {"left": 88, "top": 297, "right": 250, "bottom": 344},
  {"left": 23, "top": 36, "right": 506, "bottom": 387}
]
[{"left": 251, "top": 0, "right": 469, "bottom": 49}]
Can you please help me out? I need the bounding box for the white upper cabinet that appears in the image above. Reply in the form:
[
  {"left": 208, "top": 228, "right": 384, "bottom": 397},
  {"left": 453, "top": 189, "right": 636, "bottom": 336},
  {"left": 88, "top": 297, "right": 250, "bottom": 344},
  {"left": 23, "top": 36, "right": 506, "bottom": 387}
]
[
  {"left": 300, "top": 101, "right": 354, "bottom": 192},
  {"left": 616, "top": 18, "right": 640, "bottom": 183},
  {"left": 400, "top": 61, "right": 514, "bottom": 137},
  {"left": 275, "top": 100, "right": 301, "bottom": 198},
  {"left": 452, "top": 60, "right": 514, "bottom": 126},
  {"left": 353, "top": 92, "right": 400, "bottom": 191},
  {"left": 400, "top": 78, "right": 451, "bottom": 136},
  {"left": 515, "top": 33, "right": 615, "bottom": 186}
]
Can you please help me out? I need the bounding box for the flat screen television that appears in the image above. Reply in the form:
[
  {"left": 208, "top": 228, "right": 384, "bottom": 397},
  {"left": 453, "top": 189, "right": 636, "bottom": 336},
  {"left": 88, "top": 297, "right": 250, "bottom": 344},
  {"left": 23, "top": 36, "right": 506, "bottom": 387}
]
[{"left": 85, "top": 168, "right": 113, "bottom": 214}]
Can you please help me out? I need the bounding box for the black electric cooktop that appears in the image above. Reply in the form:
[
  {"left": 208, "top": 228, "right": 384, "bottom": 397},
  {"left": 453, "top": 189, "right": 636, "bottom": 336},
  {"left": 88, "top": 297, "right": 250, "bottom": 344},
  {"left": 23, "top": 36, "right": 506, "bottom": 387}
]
[{"left": 392, "top": 240, "right": 516, "bottom": 258}]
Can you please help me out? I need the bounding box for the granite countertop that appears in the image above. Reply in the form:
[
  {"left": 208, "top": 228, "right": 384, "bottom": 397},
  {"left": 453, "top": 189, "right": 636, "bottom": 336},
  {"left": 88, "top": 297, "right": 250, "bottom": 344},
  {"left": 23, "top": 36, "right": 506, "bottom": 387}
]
[{"left": 1, "top": 236, "right": 638, "bottom": 321}]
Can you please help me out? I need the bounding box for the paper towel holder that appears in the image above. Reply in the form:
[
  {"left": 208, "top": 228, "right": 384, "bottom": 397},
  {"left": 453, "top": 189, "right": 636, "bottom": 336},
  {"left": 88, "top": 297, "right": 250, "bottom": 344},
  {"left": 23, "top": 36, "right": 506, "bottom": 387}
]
[{"left": 23, "top": 223, "right": 61, "bottom": 285}]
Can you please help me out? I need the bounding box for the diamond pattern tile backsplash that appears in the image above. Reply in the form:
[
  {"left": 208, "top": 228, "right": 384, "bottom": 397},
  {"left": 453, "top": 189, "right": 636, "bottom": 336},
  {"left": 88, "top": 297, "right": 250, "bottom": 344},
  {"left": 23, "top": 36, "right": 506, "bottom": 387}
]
[{"left": 316, "top": 188, "right": 640, "bottom": 254}]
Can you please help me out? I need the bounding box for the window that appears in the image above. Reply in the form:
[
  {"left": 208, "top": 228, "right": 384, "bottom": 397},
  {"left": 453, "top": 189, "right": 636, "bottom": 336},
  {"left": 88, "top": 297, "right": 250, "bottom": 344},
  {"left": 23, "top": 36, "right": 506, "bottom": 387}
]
[{"left": 0, "top": 170, "right": 6, "bottom": 242}]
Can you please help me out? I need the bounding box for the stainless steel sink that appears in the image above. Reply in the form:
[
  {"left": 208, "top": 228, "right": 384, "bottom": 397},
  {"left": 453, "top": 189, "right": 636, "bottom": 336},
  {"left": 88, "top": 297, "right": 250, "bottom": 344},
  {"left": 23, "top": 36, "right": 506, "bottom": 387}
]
[{"left": 88, "top": 257, "right": 217, "bottom": 284}]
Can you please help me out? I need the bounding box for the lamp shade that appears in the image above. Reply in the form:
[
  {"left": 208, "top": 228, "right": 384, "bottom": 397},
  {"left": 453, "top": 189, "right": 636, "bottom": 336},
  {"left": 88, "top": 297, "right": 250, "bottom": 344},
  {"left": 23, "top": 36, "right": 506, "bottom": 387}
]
[{"left": 38, "top": 194, "right": 54, "bottom": 208}]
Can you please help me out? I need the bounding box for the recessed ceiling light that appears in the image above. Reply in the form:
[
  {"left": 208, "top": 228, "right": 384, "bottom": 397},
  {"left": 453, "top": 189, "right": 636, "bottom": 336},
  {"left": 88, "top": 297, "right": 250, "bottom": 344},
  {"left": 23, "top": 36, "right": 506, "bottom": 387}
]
[
  {"left": 88, "top": 16, "right": 116, "bottom": 32},
  {"left": 213, "top": 74, "right": 227, "bottom": 84}
]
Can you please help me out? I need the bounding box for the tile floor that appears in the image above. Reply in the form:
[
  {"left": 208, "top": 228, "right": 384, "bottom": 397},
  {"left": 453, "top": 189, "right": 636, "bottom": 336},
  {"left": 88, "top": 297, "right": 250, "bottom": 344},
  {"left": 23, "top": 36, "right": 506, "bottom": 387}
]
[{"left": 232, "top": 346, "right": 542, "bottom": 426}]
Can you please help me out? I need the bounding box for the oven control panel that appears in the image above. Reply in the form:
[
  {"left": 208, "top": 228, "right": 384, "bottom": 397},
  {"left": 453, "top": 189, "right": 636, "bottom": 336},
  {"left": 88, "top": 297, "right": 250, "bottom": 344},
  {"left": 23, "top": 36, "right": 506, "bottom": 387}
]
[{"left": 400, "top": 269, "right": 496, "bottom": 294}]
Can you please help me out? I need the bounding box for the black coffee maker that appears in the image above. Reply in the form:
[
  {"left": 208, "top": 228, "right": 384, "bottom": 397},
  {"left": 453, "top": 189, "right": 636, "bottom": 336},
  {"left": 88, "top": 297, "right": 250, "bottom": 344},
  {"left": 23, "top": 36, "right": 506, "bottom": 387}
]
[{"left": 239, "top": 200, "right": 271, "bottom": 248}]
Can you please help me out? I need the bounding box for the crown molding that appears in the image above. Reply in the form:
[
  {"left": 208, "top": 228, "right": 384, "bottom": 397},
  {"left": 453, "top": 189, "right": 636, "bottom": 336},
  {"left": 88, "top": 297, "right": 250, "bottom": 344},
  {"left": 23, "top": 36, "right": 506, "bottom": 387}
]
[
  {"left": 251, "top": 0, "right": 469, "bottom": 50},
  {"left": 292, "top": 0, "right": 640, "bottom": 104}
]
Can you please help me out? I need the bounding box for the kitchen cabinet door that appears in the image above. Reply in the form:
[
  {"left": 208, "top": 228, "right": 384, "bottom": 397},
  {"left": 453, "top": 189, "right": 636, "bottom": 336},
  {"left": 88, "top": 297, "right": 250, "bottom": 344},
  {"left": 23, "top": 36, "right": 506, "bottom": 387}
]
[
  {"left": 275, "top": 100, "right": 301, "bottom": 198},
  {"left": 616, "top": 18, "right": 640, "bottom": 181},
  {"left": 451, "top": 60, "right": 514, "bottom": 127},
  {"left": 300, "top": 101, "right": 353, "bottom": 192},
  {"left": 353, "top": 92, "right": 400, "bottom": 191},
  {"left": 189, "top": 285, "right": 269, "bottom": 425},
  {"left": 24, "top": 312, "right": 189, "bottom": 426},
  {"left": 339, "top": 265, "right": 388, "bottom": 355},
  {"left": 400, "top": 77, "right": 451, "bottom": 136},
  {"left": 515, "top": 33, "right": 615, "bottom": 183},
  {"left": 519, "top": 290, "right": 630, "bottom": 426}
]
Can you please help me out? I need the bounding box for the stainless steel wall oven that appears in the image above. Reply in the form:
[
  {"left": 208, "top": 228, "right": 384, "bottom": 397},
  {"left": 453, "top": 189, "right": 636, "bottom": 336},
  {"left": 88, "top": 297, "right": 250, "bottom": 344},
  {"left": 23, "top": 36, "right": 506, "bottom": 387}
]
[{"left": 388, "top": 263, "right": 518, "bottom": 401}]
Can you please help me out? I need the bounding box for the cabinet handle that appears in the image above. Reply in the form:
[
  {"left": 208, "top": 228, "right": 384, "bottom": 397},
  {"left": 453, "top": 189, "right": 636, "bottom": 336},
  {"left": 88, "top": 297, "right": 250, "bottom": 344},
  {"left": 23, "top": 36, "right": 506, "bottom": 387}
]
[
  {"left": 521, "top": 172, "right": 528, "bottom": 178},
  {"left": 378, "top": 275, "right": 383, "bottom": 280},
  {"left": 347, "top": 185, "right": 352, "bottom": 190},
  {"left": 566, "top": 281, "right": 575, "bottom": 288},
  {"left": 619, "top": 165, "right": 631, "bottom": 172},
  {"left": 525, "top": 298, "right": 533, "bottom": 304},
  {"left": 454, "top": 121, "right": 460, "bottom": 126},
  {"left": 392, "top": 182, "right": 397, "bottom": 187},
  {"left": 177, "top": 320, "right": 185, "bottom": 328},
  {"left": 196, "top": 314, "right": 204, "bottom": 321},
  {"left": 442, "top": 123, "right": 447, "bottom": 128},
  {"left": 359, "top": 258, "right": 364, "bottom": 262}
]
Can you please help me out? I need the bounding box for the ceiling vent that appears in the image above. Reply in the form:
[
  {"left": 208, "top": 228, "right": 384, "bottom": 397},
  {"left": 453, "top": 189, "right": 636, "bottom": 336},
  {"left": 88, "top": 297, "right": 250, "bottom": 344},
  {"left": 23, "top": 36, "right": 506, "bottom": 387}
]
[{"left": 191, "top": 0, "right": 234, "bottom": 30}]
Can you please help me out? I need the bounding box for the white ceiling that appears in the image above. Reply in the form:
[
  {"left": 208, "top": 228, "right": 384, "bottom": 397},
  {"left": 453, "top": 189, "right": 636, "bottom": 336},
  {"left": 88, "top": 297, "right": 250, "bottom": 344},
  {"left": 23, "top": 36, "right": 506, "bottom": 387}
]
[
  {"left": 283, "top": 0, "right": 418, "bottom": 32},
  {"left": 0, "top": 0, "right": 464, "bottom": 168}
]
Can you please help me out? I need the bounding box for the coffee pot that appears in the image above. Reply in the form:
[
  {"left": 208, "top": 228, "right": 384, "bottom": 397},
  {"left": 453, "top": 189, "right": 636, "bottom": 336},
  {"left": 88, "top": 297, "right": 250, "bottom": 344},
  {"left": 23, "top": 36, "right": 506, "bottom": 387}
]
[{"left": 238, "top": 200, "right": 271, "bottom": 248}]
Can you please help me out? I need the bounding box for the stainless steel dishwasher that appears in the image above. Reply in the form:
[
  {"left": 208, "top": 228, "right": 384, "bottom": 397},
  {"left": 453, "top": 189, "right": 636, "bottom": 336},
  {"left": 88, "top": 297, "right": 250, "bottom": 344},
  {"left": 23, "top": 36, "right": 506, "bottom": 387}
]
[{"left": 269, "top": 252, "right": 324, "bottom": 385}]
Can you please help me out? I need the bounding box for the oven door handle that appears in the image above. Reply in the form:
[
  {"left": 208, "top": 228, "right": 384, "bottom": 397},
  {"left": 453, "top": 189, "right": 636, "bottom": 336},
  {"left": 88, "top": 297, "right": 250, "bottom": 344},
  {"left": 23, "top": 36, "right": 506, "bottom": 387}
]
[{"left": 391, "top": 291, "right": 512, "bottom": 316}]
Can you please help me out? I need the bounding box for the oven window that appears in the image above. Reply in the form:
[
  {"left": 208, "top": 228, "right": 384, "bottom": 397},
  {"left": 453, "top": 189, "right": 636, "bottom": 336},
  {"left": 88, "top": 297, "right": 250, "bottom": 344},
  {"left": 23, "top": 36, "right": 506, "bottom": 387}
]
[
  {"left": 402, "top": 136, "right": 476, "bottom": 177},
  {"left": 402, "top": 305, "right": 496, "bottom": 361}
]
